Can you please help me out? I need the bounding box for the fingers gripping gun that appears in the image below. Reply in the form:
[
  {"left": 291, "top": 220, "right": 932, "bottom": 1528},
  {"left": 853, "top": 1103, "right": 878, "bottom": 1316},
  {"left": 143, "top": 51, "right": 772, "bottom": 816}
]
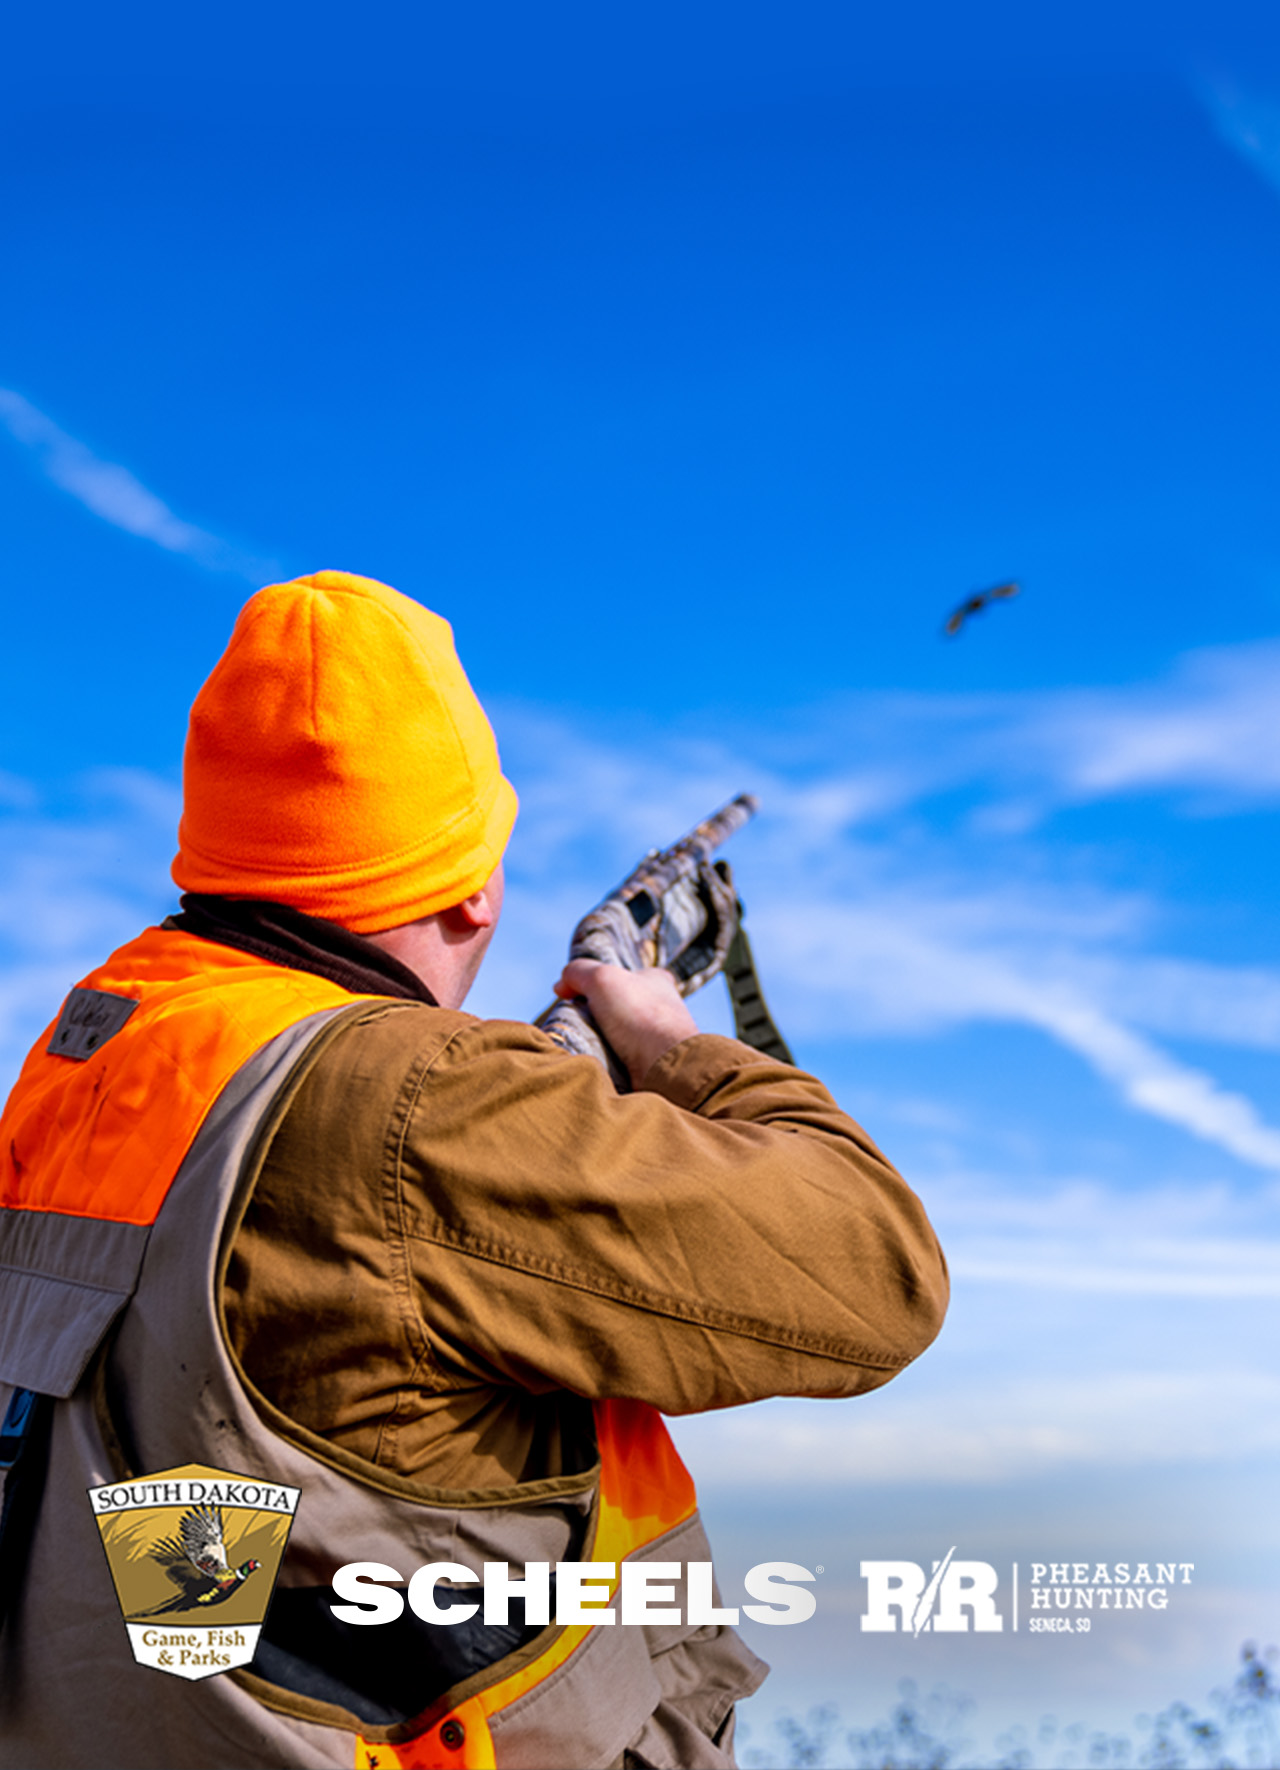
[{"left": 535, "top": 793, "right": 794, "bottom": 1091}]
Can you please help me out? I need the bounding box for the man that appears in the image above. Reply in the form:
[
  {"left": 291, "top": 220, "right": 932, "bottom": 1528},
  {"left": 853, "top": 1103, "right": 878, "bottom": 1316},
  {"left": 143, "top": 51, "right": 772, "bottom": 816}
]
[{"left": 0, "top": 571, "right": 948, "bottom": 1768}]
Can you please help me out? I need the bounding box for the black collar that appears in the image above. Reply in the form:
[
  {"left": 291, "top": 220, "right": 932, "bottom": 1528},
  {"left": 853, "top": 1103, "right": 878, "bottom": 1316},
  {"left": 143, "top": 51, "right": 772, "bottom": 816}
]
[{"left": 164, "top": 895, "right": 439, "bottom": 1006}]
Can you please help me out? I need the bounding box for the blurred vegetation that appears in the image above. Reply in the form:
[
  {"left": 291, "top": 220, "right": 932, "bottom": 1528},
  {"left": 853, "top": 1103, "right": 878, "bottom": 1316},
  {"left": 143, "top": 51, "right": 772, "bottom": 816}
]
[{"left": 738, "top": 1642, "right": 1280, "bottom": 1770}]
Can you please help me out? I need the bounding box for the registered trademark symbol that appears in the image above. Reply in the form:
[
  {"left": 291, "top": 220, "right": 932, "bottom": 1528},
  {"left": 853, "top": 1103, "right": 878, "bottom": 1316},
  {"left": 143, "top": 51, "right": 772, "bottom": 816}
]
[{"left": 815, "top": 1565, "right": 824, "bottom": 1574}]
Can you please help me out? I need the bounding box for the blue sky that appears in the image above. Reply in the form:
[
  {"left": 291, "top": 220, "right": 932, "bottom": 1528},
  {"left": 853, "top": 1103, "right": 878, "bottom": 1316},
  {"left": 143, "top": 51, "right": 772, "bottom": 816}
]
[{"left": 4, "top": 3, "right": 1280, "bottom": 1755}]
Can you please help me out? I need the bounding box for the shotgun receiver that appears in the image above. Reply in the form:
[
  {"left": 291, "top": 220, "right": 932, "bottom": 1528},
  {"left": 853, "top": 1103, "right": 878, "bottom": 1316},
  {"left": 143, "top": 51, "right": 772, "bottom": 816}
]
[{"left": 535, "top": 793, "right": 792, "bottom": 1089}]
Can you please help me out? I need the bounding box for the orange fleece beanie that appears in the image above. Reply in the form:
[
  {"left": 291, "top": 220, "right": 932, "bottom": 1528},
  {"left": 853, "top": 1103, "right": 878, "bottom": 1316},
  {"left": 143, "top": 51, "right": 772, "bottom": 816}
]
[{"left": 172, "top": 572, "right": 517, "bottom": 931}]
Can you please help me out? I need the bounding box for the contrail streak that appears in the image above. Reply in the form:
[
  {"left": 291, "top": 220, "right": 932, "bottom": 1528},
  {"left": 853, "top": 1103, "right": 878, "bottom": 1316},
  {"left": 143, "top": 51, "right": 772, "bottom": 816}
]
[{"left": 0, "top": 386, "right": 274, "bottom": 581}]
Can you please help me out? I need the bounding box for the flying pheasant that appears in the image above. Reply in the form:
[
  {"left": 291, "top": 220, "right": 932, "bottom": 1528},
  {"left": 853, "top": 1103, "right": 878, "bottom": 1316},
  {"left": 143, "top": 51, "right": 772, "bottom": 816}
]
[
  {"left": 943, "top": 579, "right": 1020, "bottom": 636},
  {"left": 133, "top": 1503, "right": 261, "bottom": 1616}
]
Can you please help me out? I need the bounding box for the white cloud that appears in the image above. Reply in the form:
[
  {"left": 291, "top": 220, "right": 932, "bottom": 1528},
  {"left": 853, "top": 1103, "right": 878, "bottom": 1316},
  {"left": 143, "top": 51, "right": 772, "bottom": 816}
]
[
  {"left": 1009, "top": 995, "right": 1280, "bottom": 1173},
  {"left": 0, "top": 771, "right": 38, "bottom": 811},
  {"left": 670, "top": 1369, "right": 1280, "bottom": 1488},
  {"left": 952, "top": 1255, "right": 1280, "bottom": 1298},
  {"left": 481, "top": 695, "right": 1280, "bottom": 1173},
  {"left": 1028, "top": 641, "right": 1280, "bottom": 804},
  {"left": 937, "top": 1186, "right": 1280, "bottom": 1298},
  {"left": 0, "top": 387, "right": 274, "bottom": 580},
  {"left": 715, "top": 640, "right": 1280, "bottom": 818},
  {"left": 774, "top": 914, "right": 1280, "bottom": 1169},
  {"left": 1062, "top": 954, "right": 1280, "bottom": 1052},
  {"left": 0, "top": 773, "right": 180, "bottom": 1084},
  {"left": 1199, "top": 76, "right": 1280, "bottom": 201}
]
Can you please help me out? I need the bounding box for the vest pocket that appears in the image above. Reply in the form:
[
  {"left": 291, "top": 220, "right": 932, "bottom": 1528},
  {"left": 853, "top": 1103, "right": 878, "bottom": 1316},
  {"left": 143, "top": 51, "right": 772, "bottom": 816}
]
[{"left": 252, "top": 1581, "right": 547, "bottom": 1725}]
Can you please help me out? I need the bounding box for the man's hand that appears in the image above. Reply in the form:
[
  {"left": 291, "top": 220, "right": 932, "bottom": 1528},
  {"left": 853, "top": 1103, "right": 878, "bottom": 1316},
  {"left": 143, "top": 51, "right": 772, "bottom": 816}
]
[{"left": 554, "top": 960, "right": 700, "bottom": 1090}]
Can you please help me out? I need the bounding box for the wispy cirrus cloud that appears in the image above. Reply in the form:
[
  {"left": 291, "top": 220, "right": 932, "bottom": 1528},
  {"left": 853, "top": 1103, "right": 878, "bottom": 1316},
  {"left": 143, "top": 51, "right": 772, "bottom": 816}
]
[
  {"left": 1027, "top": 640, "right": 1280, "bottom": 804},
  {"left": 1198, "top": 75, "right": 1280, "bottom": 201},
  {"left": 750, "top": 898, "right": 1280, "bottom": 1173},
  {"left": 932, "top": 1174, "right": 1280, "bottom": 1298},
  {"left": 0, "top": 770, "right": 180, "bottom": 1081},
  {"left": 0, "top": 387, "right": 274, "bottom": 580},
  {"left": 744, "top": 638, "right": 1280, "bottom": 818},
  {"left": 672, "top": 1367, "right": 1280, "bottom": 1487},
  {"left": 477, "top": 647, "right": 1280, "bottom": 1174}
]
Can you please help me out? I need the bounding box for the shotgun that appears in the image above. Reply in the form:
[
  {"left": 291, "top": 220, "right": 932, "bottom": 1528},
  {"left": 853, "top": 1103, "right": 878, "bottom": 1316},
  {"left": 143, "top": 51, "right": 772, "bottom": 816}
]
[{"left": 535, "top": 793, "right": 792, "bottom": 1090}]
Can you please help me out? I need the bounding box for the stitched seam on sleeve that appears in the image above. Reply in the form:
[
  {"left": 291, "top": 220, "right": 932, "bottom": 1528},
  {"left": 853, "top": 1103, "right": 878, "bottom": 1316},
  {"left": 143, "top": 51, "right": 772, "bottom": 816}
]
[
  {"left": 387, "top": 1020, "right": 498, "bottom": 1376},
  {"left": 385, "top": 1031, "right": 453, "bottom": 1376},
  {"left": 404, "top": 1222, "right": 911, "bottom": 1373}
]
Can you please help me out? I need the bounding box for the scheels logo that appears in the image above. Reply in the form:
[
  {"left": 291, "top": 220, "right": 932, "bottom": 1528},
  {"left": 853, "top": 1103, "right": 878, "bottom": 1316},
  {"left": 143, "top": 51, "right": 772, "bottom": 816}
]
[{"left": 330, "top": 1558, "right": 819, "bottom": 1629}]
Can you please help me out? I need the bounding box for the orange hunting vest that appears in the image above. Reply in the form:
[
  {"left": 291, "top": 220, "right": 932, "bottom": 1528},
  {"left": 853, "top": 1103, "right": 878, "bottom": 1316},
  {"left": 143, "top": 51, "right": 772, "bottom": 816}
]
[{"left": 0, "top": 928, "right": 763, "bottom": 1769}]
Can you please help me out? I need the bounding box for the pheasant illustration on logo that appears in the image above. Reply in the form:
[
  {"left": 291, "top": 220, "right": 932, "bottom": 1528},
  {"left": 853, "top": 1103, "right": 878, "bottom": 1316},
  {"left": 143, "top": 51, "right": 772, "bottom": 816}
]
[
  {"left": 133, "top": 1502, "right": 263, "bottom": 1616},
  {"left": 89, "top": 1463, "right": 300, "bottom": 1680}
]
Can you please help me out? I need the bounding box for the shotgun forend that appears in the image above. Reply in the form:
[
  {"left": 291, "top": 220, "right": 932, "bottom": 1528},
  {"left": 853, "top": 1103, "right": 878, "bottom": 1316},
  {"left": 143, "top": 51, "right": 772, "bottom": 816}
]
[{"left": 534, "top": 794, "right": 759, "bottom": 1089}]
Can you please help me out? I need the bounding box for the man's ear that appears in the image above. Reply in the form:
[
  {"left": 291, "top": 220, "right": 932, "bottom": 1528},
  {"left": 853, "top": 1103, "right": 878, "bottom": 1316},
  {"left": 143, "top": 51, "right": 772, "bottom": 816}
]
[{"left": 439, "top": 886, "right": 496, "bottom": 933}]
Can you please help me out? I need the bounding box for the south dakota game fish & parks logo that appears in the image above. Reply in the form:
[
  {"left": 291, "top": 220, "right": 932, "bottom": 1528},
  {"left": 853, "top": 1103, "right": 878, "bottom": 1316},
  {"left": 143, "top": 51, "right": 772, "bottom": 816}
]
[{"left": 89, "top": 1463, "right": 299, "bottom": 1679}]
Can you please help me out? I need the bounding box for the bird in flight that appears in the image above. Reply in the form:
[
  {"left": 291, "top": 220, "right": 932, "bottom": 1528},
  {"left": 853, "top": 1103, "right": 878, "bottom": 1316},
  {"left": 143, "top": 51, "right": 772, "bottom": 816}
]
[
  {"left": 134, "top": 1503, "right": 261, "bottom": 1616},
  {"left": 943, "top": 580, "right": 1020, "bottom": 637}
]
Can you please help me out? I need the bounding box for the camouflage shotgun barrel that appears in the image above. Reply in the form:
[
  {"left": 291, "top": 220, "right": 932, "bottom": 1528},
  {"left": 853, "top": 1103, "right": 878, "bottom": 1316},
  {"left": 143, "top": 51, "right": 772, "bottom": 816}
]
[{"left": 536, "top": 793, "right": 792, "bottom": 1090}]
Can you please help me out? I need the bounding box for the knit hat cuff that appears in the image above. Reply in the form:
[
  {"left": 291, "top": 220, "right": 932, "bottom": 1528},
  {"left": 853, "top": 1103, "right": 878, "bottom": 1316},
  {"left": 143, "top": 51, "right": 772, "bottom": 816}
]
[{"left": 173, "top": 771, "right": 516, "bottom": 932}]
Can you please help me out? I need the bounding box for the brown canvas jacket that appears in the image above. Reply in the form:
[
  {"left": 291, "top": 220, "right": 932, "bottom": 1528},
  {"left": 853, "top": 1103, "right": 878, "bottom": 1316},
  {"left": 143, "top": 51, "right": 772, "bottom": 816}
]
[{"left": 223, "top": 1003, "right": 949, "bottom": 1492}]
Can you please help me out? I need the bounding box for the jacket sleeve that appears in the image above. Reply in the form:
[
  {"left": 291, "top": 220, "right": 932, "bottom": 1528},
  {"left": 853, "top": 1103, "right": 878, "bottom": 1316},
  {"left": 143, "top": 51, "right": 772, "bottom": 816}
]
[{"left": 393, "top": 1020, "right": 949, "bottom": 1414}]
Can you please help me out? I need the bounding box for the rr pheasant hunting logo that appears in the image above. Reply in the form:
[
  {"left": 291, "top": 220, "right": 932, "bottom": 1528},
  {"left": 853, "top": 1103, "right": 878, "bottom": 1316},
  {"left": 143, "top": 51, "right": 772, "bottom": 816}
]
[{"left": 88, "top": 1463, "right": 299, "bottom": 1680}]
